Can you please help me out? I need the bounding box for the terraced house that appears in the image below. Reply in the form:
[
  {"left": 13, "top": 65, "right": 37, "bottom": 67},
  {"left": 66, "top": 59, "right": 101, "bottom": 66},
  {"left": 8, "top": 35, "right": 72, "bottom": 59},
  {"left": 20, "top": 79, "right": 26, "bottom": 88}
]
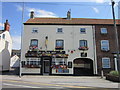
[{"left": 20, "top": 11, "right": 120, "bottom": 76}]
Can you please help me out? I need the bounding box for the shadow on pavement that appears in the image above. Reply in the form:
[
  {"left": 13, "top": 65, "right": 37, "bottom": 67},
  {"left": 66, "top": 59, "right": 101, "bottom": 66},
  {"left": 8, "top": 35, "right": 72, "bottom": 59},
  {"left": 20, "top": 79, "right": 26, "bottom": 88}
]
[{"left": 1, "top": 68, "right": 19, "bottom": 76}]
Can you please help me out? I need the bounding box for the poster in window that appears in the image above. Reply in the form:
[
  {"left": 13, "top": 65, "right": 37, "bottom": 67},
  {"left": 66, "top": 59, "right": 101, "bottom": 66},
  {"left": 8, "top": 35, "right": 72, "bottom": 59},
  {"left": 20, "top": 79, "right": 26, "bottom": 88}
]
[{"left": 68, "top": 62, "right": 72, "bottom": 68}]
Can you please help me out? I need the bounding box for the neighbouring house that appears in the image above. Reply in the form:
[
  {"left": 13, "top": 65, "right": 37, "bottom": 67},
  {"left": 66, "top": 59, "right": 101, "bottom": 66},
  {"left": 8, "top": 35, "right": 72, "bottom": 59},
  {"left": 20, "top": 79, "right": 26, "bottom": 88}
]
[
  {"left": 0, "top": 20, "right": 12, "bottom": 71},
  {"left": 20, "top": 11, "right": 120, "bottom": 76},
  {"left": 10, "top": 49, "right": 21, "bottom": 68}
]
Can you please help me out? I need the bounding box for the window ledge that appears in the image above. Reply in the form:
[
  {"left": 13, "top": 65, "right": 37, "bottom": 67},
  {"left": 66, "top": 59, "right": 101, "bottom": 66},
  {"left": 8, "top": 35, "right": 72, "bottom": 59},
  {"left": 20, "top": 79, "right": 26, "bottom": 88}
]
[
  {"left": 101, "top": 50, "right": 110, "bottom": 52},
  {"left": 56, "top": 32, "right": 64, "bottom": 34}
]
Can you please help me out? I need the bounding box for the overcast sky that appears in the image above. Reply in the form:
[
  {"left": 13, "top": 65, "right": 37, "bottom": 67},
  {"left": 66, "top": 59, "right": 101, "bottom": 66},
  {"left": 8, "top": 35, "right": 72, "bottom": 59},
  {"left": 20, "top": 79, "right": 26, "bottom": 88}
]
[{"left": 0, "top": 0, "right": 120, "bottom": 49}]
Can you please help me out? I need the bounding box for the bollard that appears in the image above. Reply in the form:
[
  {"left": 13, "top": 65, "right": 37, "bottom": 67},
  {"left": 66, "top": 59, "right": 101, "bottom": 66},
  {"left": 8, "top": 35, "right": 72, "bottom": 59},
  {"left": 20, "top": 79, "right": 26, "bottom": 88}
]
[{"left": 101, "top": 70, "right": 104, "bottom": 78}]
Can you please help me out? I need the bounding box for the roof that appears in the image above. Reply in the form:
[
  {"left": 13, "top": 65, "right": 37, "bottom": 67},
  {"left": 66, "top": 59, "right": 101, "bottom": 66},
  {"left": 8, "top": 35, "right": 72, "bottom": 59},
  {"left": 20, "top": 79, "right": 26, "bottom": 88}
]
[{"left": 24, "top": 18, "right": 120, "bottom": 25}]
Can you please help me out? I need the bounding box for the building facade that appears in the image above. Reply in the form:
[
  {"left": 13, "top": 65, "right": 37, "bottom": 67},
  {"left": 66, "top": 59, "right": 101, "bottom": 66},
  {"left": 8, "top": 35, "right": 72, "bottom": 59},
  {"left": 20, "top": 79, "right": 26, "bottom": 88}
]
[
  {"left": 20, "top": 11, "right": 120, "bottom": 76},
  {"left": 0, "top": 20, "right": 12, "bottom": 71}
]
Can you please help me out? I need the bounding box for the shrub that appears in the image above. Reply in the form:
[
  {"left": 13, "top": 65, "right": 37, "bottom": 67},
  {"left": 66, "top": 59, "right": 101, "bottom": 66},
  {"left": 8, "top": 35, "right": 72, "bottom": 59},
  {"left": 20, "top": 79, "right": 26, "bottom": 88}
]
[{"left": 109, "top": 71, "right": 119, "bottom": 76}]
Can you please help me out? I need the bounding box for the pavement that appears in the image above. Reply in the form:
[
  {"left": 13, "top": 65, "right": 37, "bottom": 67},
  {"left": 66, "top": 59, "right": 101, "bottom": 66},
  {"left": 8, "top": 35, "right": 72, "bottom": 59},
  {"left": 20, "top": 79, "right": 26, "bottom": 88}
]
[{"left": 0, "top": 69, "right": 120, "bottom": 89}]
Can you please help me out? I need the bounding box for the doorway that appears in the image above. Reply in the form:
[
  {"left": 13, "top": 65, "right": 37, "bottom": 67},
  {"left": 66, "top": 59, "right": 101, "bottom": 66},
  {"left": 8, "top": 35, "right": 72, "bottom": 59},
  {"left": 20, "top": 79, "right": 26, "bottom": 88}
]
[
  {"left": 42, "top": 57, "right": 51, "bottom": 75},
  {"left": 73, "top": 58, "right": 93, "bottom": 76},
  {"left": 43, "top": 60, "right": 50, "bottom": 74}
]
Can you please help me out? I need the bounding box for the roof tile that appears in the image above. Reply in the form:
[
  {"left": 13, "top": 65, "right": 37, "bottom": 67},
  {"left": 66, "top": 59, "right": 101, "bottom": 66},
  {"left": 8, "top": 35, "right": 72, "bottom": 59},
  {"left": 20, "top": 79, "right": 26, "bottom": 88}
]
[{"left": 24, "top": 18, "right": 120, "bottom": 25}]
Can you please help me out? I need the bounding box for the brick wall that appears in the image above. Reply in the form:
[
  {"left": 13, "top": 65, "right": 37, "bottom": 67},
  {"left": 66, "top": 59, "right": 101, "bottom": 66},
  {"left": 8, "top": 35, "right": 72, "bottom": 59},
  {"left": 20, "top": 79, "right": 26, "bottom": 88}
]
[
  {"left": 95, "top": 25, "right": 117, "bottom": 75},
  {"left": 118, "top": 25, "right": 120, "bottom": 48}
]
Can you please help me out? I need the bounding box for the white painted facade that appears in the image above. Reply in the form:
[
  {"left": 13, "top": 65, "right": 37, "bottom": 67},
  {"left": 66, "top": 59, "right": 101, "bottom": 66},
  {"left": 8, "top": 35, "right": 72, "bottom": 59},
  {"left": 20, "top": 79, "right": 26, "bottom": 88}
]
[
  {"left": 0, "top": 31, "right": 12, "bottom": 71},
  {"left": 21, "top": 24, "right": 97, "bottom": 75}
]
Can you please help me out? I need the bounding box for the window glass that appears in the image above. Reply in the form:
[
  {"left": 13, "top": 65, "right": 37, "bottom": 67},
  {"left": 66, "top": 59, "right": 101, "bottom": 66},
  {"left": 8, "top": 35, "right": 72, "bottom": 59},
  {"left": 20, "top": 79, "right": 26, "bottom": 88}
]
[
  {"left": 79, "top": 40, "right": 87, "bottom": 47},
  {"left": 102, "top": 58, "right": 110, "bottom": 68},
  {"left": 30, "top": 39, "right": 38, "bottom": 46},
  {"left": 101, "top": 28, "right": 107, "bottom": 34},
  {"left": 52, "top": 58, "right": 67, "bottom": 65},
  {"left": 56, "top": 40, "right": 64, "bottom": 50},
  {"left": 101, "top": 40, "right": 109, "bottom": 51},
  {"left": 57, "top": 28, "right": 63, "bottom": 33},
  {"left": 3, "top": 34, "right": 5, "bottom": 39},
  {"left": 80, "top": 28, "right": 86, "bottom": 34},
  {"left": 32, "top": 28, "right": 38, "bottom": 33}
]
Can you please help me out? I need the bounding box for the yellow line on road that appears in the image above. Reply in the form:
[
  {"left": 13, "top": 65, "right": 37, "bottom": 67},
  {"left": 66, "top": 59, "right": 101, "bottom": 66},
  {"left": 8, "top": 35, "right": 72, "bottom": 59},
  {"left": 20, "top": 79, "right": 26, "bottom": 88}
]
[{"left": 2, "top": 79, "right": 94, "bottom": 88}]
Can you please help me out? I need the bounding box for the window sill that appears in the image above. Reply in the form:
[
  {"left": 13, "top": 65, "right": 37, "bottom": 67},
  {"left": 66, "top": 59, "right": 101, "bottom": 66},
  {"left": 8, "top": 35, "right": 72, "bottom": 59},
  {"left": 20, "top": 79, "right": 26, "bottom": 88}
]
[
  {"left": 56, "top": 32, "right": 64, "bottom": 34},
  {"left": 55, "top": 47, "right": 64, "bottom": 50},
  {"left": 100, "top": 33, "right": 107, "bottom": 35},
  {"left": 101, "top": 50, "right": 110, "bottom": 52}
]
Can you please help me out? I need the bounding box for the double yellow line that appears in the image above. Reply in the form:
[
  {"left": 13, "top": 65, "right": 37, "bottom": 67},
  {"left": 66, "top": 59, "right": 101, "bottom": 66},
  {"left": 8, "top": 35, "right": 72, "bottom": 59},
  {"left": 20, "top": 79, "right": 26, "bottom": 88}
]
[{"left": 2, "top": 79, "right": 94, "bottom": 88}]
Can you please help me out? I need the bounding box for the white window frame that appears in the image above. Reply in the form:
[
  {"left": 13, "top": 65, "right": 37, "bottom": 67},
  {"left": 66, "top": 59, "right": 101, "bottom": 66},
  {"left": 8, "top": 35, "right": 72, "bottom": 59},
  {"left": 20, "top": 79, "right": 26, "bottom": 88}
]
[
  {"left": 101, "top": 40, "right": 109, "bottom": 51},
  {"left": 102, "top": 58, "right": 111, "bottom": 68},
  {"left": 79, "top": 40, "right": 88, "bottom": 47},
  {"left": 2, "top": 34, "right": 5, "bottom": 39},
  {"left": 32, "top": 28, "right": 38, "bottom": 33},
  {"left": 80, "top": 28, "right": 86, "bottom": 34},
  {"left": 54, "top": 58, "right": 66, "bottom": 65},
  {"left": 57, "top": 28, "right": 63, "bottom": 33},
  {"left": 101, "top": 28, "right": 107, "bottom": 34}
]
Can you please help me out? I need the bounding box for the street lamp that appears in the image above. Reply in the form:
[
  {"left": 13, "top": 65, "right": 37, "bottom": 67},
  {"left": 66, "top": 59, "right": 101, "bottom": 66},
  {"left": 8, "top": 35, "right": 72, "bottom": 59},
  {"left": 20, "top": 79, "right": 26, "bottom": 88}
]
[{"left": 111, "top": 0, "right": 120, "bottom": 72}]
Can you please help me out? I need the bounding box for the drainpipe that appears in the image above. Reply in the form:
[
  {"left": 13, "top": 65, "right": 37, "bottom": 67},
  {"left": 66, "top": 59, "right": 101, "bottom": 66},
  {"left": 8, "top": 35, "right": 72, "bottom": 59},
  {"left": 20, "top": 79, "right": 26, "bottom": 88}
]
[{"left": 92, "top": 25, "right": 97, "bottom": 75}]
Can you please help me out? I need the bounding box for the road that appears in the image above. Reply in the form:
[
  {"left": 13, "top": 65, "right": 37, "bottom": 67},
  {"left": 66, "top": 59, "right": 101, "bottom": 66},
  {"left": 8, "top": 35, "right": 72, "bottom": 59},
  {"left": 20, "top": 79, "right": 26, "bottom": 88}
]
[
  {"left": 1, "top": 70, "right": 119, "bottom": 90},
  {"left": 1, "top": 75, "right": 119, "bottom": 90}
]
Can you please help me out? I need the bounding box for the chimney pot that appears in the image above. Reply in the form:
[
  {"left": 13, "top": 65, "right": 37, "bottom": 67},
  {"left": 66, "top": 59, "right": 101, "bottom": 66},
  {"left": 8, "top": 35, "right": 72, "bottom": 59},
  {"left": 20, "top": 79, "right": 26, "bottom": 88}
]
[
  {"left": 4, "top": 20, "right": 10, "bottom": 31},
  {"left": 67, "top": 10, "right": 71, "bottom": 20},
  {"left": 30, "top": 11, "right": 34, "bottom": 19}
]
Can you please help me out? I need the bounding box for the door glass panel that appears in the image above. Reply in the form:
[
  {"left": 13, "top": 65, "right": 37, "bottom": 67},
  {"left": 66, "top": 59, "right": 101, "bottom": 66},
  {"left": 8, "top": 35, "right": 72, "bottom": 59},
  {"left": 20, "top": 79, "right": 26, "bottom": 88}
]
[{"left": 44, "top": 61, "right": 50, "bottom": 73}]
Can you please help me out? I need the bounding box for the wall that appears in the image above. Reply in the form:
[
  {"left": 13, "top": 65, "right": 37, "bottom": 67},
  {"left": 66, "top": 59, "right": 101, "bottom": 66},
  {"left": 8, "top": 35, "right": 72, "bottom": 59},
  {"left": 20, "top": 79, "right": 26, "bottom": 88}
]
[
  {"left": 0, "top": 31, "right": 12, "bottom": 71},
  {"left": 21, "top": 25, "right": 97, "bottom": 74},
  {"left": 95, "top": 25, "right": 116, "bottom": 75}
]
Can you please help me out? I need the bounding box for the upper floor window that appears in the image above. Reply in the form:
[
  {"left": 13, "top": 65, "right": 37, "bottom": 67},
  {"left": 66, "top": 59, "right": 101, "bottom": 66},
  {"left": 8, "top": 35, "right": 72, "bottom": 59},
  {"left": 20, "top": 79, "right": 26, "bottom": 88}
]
[
  {"left": 30, "top": 39, "right": 38, "bottom": 47},
  {"left": 32, "top": 28, "right": 38, "bottom": 33},
  {"left": 79, "top": 40, "right": 87, "bottom": 47},
  {"left": 3, "top": 34, "right": 5, "bottom": 39},
  {"left": 101, "top": 40, "right": 109, "bottom": 51},
  {"left": 57, "top": 28, "right": 63, "bottom": 33},
  {"left": 101, "top": 28, "right": 107, "bottom": 34},
  {"left": 55, "top": 40, "right": 64, "bottom": 50},
  {"left": 102, "top": 58, "right": 110, "bottom": 68},
  {"left": 80, "top": 28, "right": 86, "bottom": 34},
  {"left": 79, "top": 40, "right": 88, "bottom": 50}
]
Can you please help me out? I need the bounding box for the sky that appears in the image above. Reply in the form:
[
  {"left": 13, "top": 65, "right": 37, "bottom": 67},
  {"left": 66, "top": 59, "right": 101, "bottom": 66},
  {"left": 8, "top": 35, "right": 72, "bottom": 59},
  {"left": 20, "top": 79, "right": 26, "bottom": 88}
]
[{"left": 0, "top": 0, "right": 120, "bottom": 50}]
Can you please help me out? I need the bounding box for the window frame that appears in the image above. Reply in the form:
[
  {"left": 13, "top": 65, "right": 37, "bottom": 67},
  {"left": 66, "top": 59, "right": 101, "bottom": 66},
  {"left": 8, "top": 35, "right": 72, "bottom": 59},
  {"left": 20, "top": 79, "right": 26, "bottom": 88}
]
[
  {"left": 102, "top": 57, "right": 111, "bottom": 68},
  {"left": 79, "top": 40, "right": 88, "bottom": 47},
  {"left": 80, "top": 28, "right": 86, "bottom": 34},
  {"left": 55, "top": 39, "right": 64, "bottom": 50},
  {"left": 57, "top": 28, "right": 63, "bottom": 33},
  {"left": 101, "top": 28, "right": 107, "bottom": 34},
  {"left": 101, "top": 40, "right": 109, "bottom": 51},
  {"left": 32, "top": 28, "right": 38, "bottom": 33},
  {"left": 2, "top": 34, "right": 5, "bottom": 39},
  {"left": 30, "top": 39, "right": 38, "bottom": 47}
]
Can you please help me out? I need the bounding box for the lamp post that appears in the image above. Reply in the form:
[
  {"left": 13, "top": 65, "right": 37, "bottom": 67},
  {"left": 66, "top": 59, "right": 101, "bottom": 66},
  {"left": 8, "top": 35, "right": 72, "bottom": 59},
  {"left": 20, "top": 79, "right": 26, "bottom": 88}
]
[{"left": 111, "top": 0, "right": 120, "bottom": 72}]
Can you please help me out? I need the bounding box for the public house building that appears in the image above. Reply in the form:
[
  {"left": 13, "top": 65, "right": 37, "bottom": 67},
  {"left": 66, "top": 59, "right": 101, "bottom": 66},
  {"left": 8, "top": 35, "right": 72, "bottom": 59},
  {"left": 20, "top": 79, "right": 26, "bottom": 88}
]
[{"left": 20, "top": 11, "right": 120, "bottom": 76}]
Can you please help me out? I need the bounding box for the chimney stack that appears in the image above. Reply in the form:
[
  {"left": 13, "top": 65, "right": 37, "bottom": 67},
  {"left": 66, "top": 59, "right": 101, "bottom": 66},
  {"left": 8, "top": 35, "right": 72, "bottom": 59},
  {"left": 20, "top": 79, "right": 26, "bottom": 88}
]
[
  {"left": 67, "top": 10, "right": 71, "bottom": 20},
  {"left": 4, "top": 20, "right": 10, "bottom": 31},
  {"left": 30, "top": 11, "right": 34, "bottom": 19}
]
